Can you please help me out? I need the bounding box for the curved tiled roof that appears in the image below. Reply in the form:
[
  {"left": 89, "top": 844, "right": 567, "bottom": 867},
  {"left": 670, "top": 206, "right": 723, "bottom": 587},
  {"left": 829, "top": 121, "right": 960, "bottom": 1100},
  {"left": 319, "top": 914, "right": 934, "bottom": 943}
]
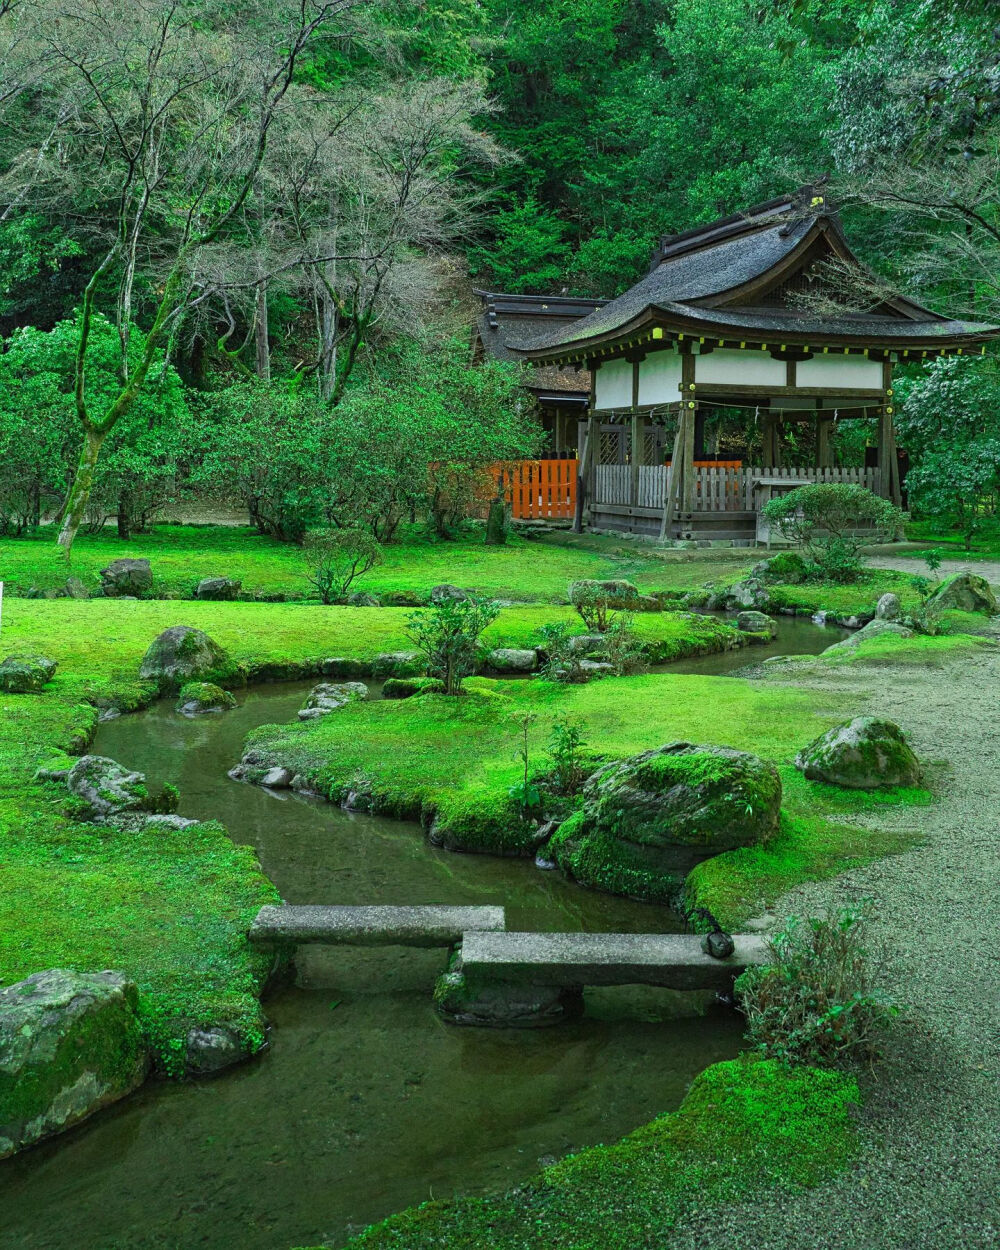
[{"left": 519, "top": 193, "right": 1000, "bottom": 357}]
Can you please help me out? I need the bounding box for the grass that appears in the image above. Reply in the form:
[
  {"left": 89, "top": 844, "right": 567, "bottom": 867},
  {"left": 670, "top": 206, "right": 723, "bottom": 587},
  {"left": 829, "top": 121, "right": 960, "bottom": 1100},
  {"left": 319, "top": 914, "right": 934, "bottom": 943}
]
[
  {"left": 0, "top": 523, "right": 754, "bottom": 604},
  {"left": 242, "top": 667, "right": 925, "bottom": 918},
  {"left": 335, "top": 1056, "right": 860, "bottom": 1250},
  {"left": 762, "top": 568, "right": 924, "bottom": 617}
]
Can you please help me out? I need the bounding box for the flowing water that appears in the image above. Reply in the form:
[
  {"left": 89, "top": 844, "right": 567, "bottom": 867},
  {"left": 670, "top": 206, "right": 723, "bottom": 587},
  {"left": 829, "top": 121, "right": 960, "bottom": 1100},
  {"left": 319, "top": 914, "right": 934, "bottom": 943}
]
[{"left": 0, "top": 617, "right": 841, "bottom": 1250}]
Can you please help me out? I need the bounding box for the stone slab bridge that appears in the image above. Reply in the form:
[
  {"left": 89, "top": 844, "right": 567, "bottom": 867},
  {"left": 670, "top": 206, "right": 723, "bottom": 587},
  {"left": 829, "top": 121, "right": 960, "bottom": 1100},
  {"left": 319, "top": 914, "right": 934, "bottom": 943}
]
[{"left": 250, "top": 904, "right": 767, "bottom": 1027}]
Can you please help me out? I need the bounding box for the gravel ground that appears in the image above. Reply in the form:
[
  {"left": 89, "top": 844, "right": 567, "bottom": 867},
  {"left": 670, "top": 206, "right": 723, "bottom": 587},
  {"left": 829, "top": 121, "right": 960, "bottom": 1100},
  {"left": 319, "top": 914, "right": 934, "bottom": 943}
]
[
  {"left": 868, "top": 553, "right": 1000, "bottom": 584},
  {"left": 668, "top": 646, "right": 1000, "bottom": 1250}
]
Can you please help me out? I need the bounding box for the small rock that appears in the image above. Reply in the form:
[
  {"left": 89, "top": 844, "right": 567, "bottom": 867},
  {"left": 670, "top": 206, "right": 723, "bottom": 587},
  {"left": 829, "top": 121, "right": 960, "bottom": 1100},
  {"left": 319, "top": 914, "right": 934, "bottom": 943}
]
[
  {"left": 66, "top": 755, "right": 150, "bottom": 819},
  {"left": 735, "top": 610, "right": 778, "bottom": 637},
  {"left": 566, "top": 634, "right": 608, "bottom": 655},
  {"left": 261, "top": 767, "right": 294, "bottom": 788},
  {"left": 577, "top": 659, "right": 615, "bottom": 679},
  {"left": 726, "top": 578, "right": 769, "bottom": 610},
  {"left": 194, "top": 577, "right": 242, "bottom": 601},
  {"left": 372, "top": 651, "right": 424, "bottom": 678},
  {"left": 701, "top": 931, "right": 736, "bottom": 960},
  {"left": 100, "top": 558, "right": 152, "bottom": 598},
  {"left": 346, "top": 591, "right": 380, "bottom": 607},
  {"left": 429, "top": 583, "right": 470, "bottom": 603},
  {"left": 297, "top": 681, "right": 368, "bottom": 721},
  {"left": 64, "top": 576, "right": 90, "bottom": 600},
  {"left": 0, "top": 653, "right": 57, "bottom": 693},
  {"left": 811, "top": 610, "right": 830, "bottom": 626},
  {"left": 185, "top": 1025, "right": 248, "bottom": 1076},
  {"left": 175, "top": 681, "right": 237, "bottom": 716},
  {"left": 486, "top": 647, "right": 539, "bottom": 673},
  {"left": 875, "top": 592, "right": 901, "bottom": 621}
]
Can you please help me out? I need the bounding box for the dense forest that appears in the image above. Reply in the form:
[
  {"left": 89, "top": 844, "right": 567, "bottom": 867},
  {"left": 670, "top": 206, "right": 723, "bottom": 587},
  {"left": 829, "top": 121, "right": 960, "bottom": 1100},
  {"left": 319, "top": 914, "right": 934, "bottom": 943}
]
[{"left": 2, "top": 0, "right": 1000, "bottom": 547}]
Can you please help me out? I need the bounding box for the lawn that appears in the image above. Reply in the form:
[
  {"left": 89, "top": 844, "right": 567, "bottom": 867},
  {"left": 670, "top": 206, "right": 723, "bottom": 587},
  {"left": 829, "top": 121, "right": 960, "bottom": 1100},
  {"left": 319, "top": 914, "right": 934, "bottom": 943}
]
[{"left": 0, "top": 523, "right": 754, "bottom": 603}]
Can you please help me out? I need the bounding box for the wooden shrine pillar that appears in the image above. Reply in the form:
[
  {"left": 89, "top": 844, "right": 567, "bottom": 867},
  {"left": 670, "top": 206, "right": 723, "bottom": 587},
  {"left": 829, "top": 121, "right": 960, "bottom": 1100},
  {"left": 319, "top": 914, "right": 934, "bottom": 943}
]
[
  {"left": 630, "top": 411, "right": 642, "bottom": 508},
  {"left": 660, "top": 355, "right": 697, "bottom": 539},
  {"left": 815, "top": 408, "right": 832, "bottom": 468},
  {"left": 761, "top": 410, "right": 782, "bottom": 467},
  {"left": 877, "top": 362, "right": 902, "bottom": 507},
  {"left": 573, "top": 414, "right": 596, "bottom": 533}
]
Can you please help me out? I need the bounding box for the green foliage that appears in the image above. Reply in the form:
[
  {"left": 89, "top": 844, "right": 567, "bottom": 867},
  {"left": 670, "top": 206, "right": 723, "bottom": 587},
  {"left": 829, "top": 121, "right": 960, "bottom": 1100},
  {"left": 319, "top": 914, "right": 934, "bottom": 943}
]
[
  {"left": 546, "top": 714, "right": 588, "bottom": 793},
  {"left": 407, "top": 596, "right": 502, "bottom": 694},
  {"left": 736, "top": 905, "right": 899, "bottom": 1067},
  {"left": 302, "top": 528, "right": 384, "bottom": 604},
  {"left": 896, "top": 358, "right": 1000, "bottom": 550},
  {"left": 568, "top": 579, "right": 639, "bottom": 631},
  {"left": 0, "top": 316, "right": 190, "bottom": 537},
  {"left": 761, "top": 484, "right": 904, "bottom": 582}
]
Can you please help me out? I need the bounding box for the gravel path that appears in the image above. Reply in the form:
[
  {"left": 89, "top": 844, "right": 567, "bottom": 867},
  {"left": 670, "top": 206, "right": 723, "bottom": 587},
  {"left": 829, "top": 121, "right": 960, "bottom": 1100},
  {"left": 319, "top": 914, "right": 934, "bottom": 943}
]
[
  {"left": 868, "top": 553, "right": 1000, "bottom": 585},
  {"left": 669, "top": 646, "right": 1000, "bottom": 1250}
]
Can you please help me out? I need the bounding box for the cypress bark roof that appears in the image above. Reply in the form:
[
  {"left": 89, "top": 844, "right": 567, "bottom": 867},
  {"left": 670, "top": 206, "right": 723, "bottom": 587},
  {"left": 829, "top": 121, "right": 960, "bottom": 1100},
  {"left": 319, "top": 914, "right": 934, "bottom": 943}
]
[
  {"left": 473, "top": 291, "right": 605, "bottom": 397},
  {"left": 518, "top": 189, "right": 1000, "bottom": 360}
]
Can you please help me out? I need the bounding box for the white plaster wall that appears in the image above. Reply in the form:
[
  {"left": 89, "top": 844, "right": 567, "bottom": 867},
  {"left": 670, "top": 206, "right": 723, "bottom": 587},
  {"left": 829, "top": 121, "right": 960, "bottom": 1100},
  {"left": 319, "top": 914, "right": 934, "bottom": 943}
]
[
  {"left": 796, "top": 354, "right": 884, "bottom": 389},
  {"left": 593, "top": 356, "right": 634, "bottom": 409},
  {"left": 637, "top": 349, "right": 683, "bottom": 404},
  {"left": 695, "top": 348, "right": 786, "bottom": 386}
]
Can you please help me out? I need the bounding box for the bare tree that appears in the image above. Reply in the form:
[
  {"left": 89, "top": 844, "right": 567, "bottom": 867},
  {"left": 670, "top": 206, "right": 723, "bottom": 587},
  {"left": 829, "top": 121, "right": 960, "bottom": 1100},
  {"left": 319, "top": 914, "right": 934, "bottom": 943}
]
[{"left": 0, "top": 0, "right": 365, "bottom": 552}]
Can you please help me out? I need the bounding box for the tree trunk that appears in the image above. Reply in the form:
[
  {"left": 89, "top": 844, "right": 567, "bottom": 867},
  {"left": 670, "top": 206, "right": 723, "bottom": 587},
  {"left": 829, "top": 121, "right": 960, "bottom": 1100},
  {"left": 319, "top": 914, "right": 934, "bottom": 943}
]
[
  {"left": 318, "top": 286, "right": 337, "bottom": 403},
  {"left": 57, "top": 427, "right": 107, "bottom": 554},
  {"left": 485, "top": 496, "right": 508, "bottom": 545},
  {"left": 255, "top": 282, "right": 270, "bottom": 380}
]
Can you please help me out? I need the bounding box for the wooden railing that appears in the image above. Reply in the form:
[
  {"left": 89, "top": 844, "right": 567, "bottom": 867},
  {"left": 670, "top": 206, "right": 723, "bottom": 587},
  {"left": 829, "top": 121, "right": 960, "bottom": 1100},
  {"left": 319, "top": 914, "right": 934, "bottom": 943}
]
[{"left": 593, "top": 463, "right": 881, "bottom": 513}]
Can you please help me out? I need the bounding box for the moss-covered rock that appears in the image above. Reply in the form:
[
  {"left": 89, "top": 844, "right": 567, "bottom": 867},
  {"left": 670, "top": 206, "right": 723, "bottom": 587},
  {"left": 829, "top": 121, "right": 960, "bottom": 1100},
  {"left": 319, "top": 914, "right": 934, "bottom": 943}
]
[
  {"left": 100, "top": 557, "right": 152, "bottom": 598},
  {"left": 65, "top": 754, "right": 151, "bottom": 819},
  {"left": 550, "top": 744, "right": 782, "bottom": 903},
  {"left": 927, "top": 571, "right": 998, "bottom": 615},
  {"left": 795, "top": 716, "right": 921, "bottom": 789},
  {"left": 434, "top": 952, "right": 582, "bottom": 1028},
  {"left": 138, "top": 625, "right": 235, "bottom": 691},
  {"left": 735, "top": 610, "right": 777, "bottom": 638},
  {"left": 0, "top": 653, "right": 57, "bottom": 693},
  {"left": 372, "top": 651, "right": 425, "bottom": 678},
  {"left": 175, "top": 681, "right": 237, "bottom": 715},
  {"left": 297, "top": 681, "right": 369, "bottom": 720},
  {"left": 0, "top": 968, "right": 150, "bottom": 1159},
  {"left": 382, "top": 676, "right": 446, "bottom": 699},
  {"left": 486, "top": 647, "right": 539, "bottom": 673}
]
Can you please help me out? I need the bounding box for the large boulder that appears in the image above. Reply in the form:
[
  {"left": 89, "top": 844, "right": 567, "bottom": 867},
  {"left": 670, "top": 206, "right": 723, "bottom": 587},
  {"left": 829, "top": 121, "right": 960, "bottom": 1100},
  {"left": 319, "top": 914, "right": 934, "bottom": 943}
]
[
  {"left": 927, "top": 571, "right": 998, "bottom": 615},
  {"left": 138, "top": 626, "right": 233, "bottom": 690},
  {"left": 0, "top": 654, "right": 57, "bottom": 694},
  {"left": 175, "top": 681, "right": 237, "bottom": 716},
  {"left": 66, "top": 755, "right": 150, "bottom": 819},
  {"left": 297, "top": 681, "right": 368, "bottom": 721},
  {"left": 100, "top": 558, "right": 152, "bottom": 598},
  {"left": 875, "top": 592, "right": 901, "bottom": 621},
  {"left": 194, "top": 577, "right": 241, "bottom": 602},
  {"left": 486, "top": 647, "right": 539, "bottom": 674},
  {"left": 795, "top": 716, "right": 921, "bottom": 789},
  {"left": 550, "top": 743, "right": 781, "bottom": 903},
  {"left": 0, "top": 969, "right": 150, "bottom": 1159}
]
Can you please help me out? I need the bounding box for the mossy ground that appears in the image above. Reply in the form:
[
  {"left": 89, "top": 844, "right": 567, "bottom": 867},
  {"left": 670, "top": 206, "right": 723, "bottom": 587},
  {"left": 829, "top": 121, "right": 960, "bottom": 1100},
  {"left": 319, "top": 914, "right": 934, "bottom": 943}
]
[
  {"left": 336, "top": 1056, "right": 860, "bottom": 1250},
  {"left": 0, "top": 523, "right": 756, "bottom": 603},
  {"left": 762, "top": 568, "right": 923, "bottom": 616}
]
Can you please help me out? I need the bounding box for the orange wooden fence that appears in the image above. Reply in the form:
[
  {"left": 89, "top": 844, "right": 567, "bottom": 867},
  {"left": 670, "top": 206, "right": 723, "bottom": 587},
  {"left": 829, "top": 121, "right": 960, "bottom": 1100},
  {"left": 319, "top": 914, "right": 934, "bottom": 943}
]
[{"left": 499, "top": 459, "right": 577, "bottom": 519}]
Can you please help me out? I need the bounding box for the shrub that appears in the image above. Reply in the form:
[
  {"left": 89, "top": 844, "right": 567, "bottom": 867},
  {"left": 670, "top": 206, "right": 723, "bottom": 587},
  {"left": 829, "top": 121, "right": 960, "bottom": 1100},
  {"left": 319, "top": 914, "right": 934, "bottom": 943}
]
[
  {"left": 406, "top": 595, "right": 501, "bottom": 695},
  {"left": 761, "top": 484, "right": 904, "bottom": 583},
  {"left": 735, "top": 905, "right": 898, "bottom": 1067},
  {"left": 602, "top": 611, "right": 647, "bottom": 675},
  {"left": 568, "top": 579, "right": 638, "bottom": 632},
  {"left": 536, "top": 621, "right": 588, "bottom": 683},
  {"left": 546, "top": 715, "right": 588, "bottom": 794},
  {"left": 302, "top": 528, "right": 384, "bottom": 604}
]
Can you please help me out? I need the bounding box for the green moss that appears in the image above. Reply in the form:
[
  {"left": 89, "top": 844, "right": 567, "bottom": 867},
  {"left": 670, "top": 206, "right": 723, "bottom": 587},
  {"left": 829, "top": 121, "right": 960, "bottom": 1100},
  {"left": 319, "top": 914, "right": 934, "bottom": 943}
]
[
  {"left": 346, "top": 1056, "right": 860, "bottom": 1249},
  {"left": 818, "top": 630, "right": 994, "bottom": 668},
  {"left": 762, "top": 568, "right": 922, "bottom": 617},
  {"left": 550, "top": 818, "right": 685, "bottom": 904}
]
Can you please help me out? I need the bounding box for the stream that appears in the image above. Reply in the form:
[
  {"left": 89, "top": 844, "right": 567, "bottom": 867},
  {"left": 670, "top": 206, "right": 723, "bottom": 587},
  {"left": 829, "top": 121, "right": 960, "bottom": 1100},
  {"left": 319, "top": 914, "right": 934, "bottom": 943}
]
[{"left": 0, "top": 615, "right": 842, "bottom": 1250}]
